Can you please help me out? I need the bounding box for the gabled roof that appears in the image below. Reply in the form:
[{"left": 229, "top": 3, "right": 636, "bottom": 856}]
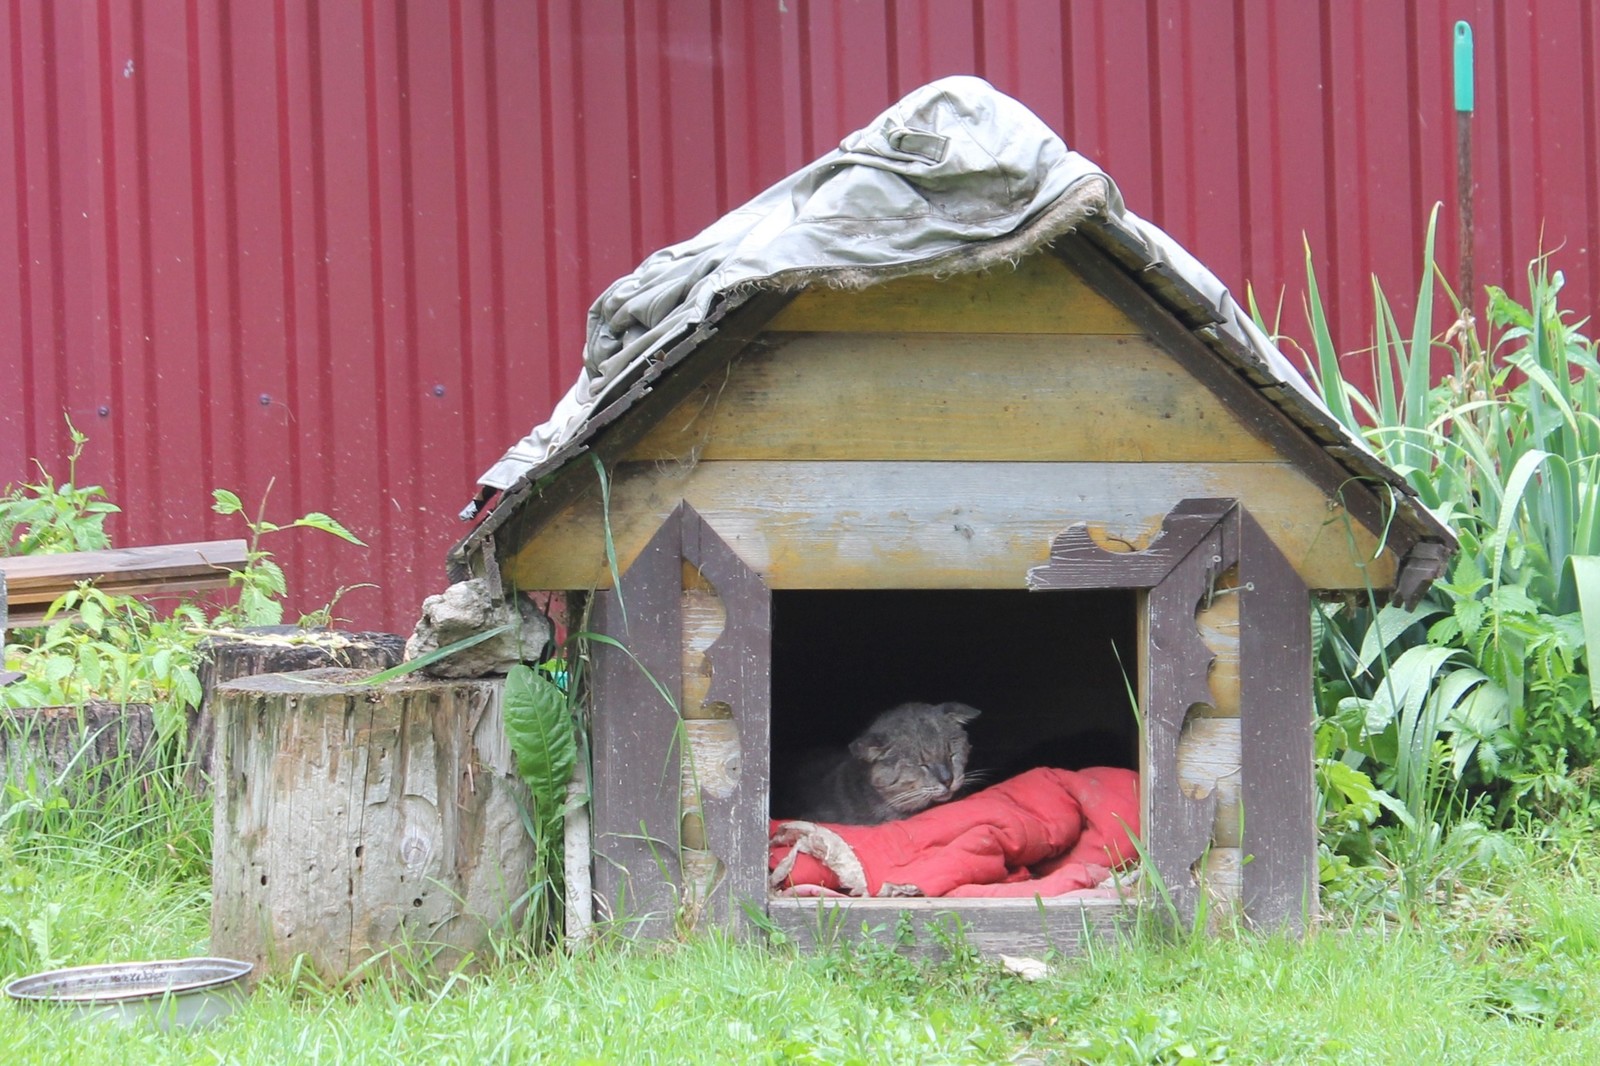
[{"left": 454, "top": 77, "right": 1455, "bottom": 600}]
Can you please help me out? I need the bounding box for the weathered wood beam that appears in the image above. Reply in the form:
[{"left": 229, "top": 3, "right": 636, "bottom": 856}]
[
  {"left": 589, "top": 507, "right": 687, "bottom": 938},
  {"left": 625, "top": 333, "right": 1279, "bottom": 465},
  {"left": 1, "top": 539, "right": 249, "bottom": 626},
  {"left": 505, "top": 460, "right": 1393, "bottom": 593},
  {"left": 766, "top": 896, "right": 1130, "bottom": 958}
]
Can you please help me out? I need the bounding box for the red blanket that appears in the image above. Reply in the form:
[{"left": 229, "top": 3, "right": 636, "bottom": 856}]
[{"left": 769, "top": 766, "right": 1139, "bottom": 898}]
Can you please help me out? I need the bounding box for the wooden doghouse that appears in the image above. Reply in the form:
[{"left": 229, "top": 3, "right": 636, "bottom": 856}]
[{"left": 450, "top": 81, "right": 1454, "bottom": 951}]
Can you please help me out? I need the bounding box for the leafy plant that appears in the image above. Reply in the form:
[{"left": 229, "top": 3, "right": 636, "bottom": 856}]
[
  {"left": 0, "top": 416, "right": 119, "bottom": 555},
  {"left": 1273, "top": 207, "right": 1600, "bottom": 850},
  {"left": 210, "top": 483, "right": 366, "bottom": 627},
  {"left": 1, "top": 585, "right": 205, "bottom": 739},
  {"left": 502, "top": 658, "right": 580, "bottom": 945}
]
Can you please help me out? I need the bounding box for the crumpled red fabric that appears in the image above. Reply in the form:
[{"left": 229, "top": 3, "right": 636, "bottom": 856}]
[{"left": 768, "top": 766, "right": 1139, "bottom": 899}]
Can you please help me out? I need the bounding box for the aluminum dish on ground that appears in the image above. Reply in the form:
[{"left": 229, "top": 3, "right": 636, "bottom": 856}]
[{"left": 4, "top": 957, "right": 253, "bottom": 1029}]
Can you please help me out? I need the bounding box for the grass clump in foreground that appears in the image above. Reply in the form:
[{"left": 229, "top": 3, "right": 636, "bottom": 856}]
[{"left": 6, "top": 773, "right": 1600, "bottom": 1066}]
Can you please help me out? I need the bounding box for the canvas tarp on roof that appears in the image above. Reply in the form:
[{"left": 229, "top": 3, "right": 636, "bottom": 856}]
[{"left": 478, "top": 75, "right": 1340, "bottom": 493}]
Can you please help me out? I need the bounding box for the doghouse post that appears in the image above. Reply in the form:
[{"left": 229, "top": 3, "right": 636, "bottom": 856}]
[
  {"left": 1030, "top": 499, "right": 1315, "bottom": 931},
  {"left": 589, "top": 502, "right": 770, "bottom": 938},
  {"left": 211, "top": 670, "right": 534, "bottom": 979}
]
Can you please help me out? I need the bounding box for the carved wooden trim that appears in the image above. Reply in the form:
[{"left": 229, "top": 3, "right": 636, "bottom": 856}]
[
  {"left": 681, "top": 504, "right": 772, "bottom": 933},
  {"left": 1033, "top": 497, "right": 1315, "bottom": 931},
  {"left": 590, "top": 502, "right": 772, "bottom": 940},
  {"left": 1143, "top": 505, "right": 1236, "bottom": 923},
  {"left": 1027, "top": 498, "right": 1235, "bottom": 590}
]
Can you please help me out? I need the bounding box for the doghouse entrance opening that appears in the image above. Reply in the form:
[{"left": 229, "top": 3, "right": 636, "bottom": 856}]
[{"left": 769, "top": 587, "right": 1140, "bottom": 818}]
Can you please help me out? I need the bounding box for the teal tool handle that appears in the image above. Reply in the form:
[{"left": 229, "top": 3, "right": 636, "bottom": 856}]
[{"left": 1454, "top": 22, "right": 1474, "bottom": 113}]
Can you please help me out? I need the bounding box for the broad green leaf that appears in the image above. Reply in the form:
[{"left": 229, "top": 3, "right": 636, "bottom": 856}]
[
  {"left": 1356, "top": 603, "right": 1435, "bottom": 675},
  {"left": 292, "top": 512, "right": 366, "bottom": 546},
  {"left": 1485, "top": 284, "right": 1533, "bottom": 330},
  {"left": 504, "top": 663, "right": 577, "bottom": 834},
  {"left": 79, "top": 595, "right": 105, "bottom": 634},
  {"left": 1383, "top": 645, "right": 1462, "bottom": 722},
  {"left": 176, "top": 669, "right": 203, "bottom": 709},
  {"left": 256, "top": 559, "right": 288, "bottom": 597},
  {"left": 1445, "top": 682, "right": 1512, "bottom": 778},
  {"left": 1432, "top": 665, "right": 1491, "bottom": 719},
  {"left": 239, "top": 586, "right": 284, "bottom": 626},
  {"left": 212, "top": 489, "right": 243, "bottom": 515},
  {"left": 1569, "top": 554, "right": 1600, "bottom": 710},
  {"left": 1370, "top": 788, "right": 1416, "bottom": 830},
  {"left": 75, "top": 643, "right": 102, "bottom": 690},
  {"left": 1488, "top": 583, "right": 1538, "bottom": 617},
  {"left": 1319, "top": 759, "right": 1380, "bottom": 815},
  {"left": 1490, "top": 449, "right": 1552, "bottom": 586}
]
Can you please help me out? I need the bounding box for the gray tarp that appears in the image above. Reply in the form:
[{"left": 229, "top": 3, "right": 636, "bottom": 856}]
[{"left": 476, "top": 75, "right": 1345, "bottom": 494}]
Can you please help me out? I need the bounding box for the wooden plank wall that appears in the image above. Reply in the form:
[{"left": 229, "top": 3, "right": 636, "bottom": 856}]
[{"left": 505, "top": 257, "right": 1396, "bottom": 596}]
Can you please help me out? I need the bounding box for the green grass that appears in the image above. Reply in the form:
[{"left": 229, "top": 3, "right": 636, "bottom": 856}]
[{"left": 6, "top": 778, "right": 1600, "bottom": 1065}]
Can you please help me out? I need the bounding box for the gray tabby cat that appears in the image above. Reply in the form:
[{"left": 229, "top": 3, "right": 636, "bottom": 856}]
[{"left": 781, "top": 701, "right": 981, "bottom": 825}]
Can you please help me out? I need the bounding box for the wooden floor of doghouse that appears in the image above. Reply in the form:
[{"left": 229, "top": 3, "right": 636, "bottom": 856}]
[{"left": 765, "top": 896, "right": 1133, "bottom": 957}]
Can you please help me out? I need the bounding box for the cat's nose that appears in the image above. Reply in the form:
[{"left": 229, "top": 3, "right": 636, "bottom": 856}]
[{"left": 928, "top": 763, "right": 952, "bottom": 787}]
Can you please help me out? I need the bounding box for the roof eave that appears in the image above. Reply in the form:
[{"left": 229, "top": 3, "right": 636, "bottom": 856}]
[
  {"left": 447, "top": 287, "right": 796, "bottom": 580},
  {"left": 1059, "top": 222, "right": 1458, "bottom": 588}
]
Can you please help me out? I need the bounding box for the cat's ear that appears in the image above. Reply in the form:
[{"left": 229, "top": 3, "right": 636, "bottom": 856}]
[
  {"left": 942, "top": 702, "right": 982, "bottom": 724},
  {"left": 849, "top": 732, "right": 889, "bottom": 762}
]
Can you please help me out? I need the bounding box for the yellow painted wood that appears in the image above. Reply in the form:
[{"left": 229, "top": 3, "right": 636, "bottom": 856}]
[
  {"left": 502, "top": 459, "right": 1397, "bottom": 593},
  {"left": 1200, "top": 847, "right": 1243, "bottom": 915},
  {"left": 765, "top": 251, "right": 1140, "bottom": 334},
  {"left": 1176, "top": 715, "right": 1242, "bottom": 848},
  {"left": 681, "top": 585, "right": 725, "bottom": 720},
  {"left": 1194, "top": 590, "right": 1240, "bottom": 718},
  {"left": 627, "top": 333, "right": 1280, "bottom": 464}
]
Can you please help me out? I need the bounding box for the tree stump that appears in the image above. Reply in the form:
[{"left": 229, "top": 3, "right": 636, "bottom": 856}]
[
  {"left": 187, "top": 628, "right": 405, "bottom": 791},
  {"left": 1, "top": 702, "right": 156, "bottom": 798},
  {"left": 210, "top": 668, "right": 533, "bottom": 981}
]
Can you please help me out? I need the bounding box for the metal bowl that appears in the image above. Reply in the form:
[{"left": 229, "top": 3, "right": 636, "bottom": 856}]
[{"left": 4, "top": 957, "right": 253, "bottom": 1030}]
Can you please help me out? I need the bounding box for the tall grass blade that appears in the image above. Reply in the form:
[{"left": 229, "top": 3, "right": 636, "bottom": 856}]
[
  {"left": 588, "top": 453, "right": 626, "bottom": 630},
  {"left": 356, "top": 624, "right": 513, "bottom": 685},
  {"left": 1299, "top": 236, "right": 1360, "bottom": 429}
]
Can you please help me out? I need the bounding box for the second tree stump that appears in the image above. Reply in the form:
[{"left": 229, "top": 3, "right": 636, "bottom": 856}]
[{"left": 210, "top": 668, "right": 533, "bottom": 981}]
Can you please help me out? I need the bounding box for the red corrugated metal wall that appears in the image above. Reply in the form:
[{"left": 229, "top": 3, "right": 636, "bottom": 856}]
[{"left": 5, "top": 1, "right": 1598, "bottom": 632}]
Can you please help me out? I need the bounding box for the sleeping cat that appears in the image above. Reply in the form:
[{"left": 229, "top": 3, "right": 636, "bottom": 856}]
[{"left": 778, "top": 701, "right": 981, "bottom": 825}]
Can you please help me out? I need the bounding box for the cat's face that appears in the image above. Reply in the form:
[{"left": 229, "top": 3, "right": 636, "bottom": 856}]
[{"left": 850, "top": 701, "right": 980, "bottom": 817}]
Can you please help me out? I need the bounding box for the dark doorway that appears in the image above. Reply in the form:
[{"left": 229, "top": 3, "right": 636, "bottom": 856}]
[{"left": 769, "top": 588, "right": 1139, "bottom": 804}]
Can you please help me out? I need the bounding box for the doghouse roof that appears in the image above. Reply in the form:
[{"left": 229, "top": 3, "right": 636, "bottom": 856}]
[{"left": 454, "top": 77, "right": 1455, "bottom": 599}]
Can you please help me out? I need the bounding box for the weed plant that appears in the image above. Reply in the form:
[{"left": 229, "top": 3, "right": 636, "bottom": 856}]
[{"left": 0, "top": 418, "right": 118, "bottom": 556}]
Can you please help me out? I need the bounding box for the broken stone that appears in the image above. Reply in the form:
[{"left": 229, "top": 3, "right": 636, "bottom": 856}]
[{"left": 405, "top": 578, "right": 552, "bottom": 678}]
